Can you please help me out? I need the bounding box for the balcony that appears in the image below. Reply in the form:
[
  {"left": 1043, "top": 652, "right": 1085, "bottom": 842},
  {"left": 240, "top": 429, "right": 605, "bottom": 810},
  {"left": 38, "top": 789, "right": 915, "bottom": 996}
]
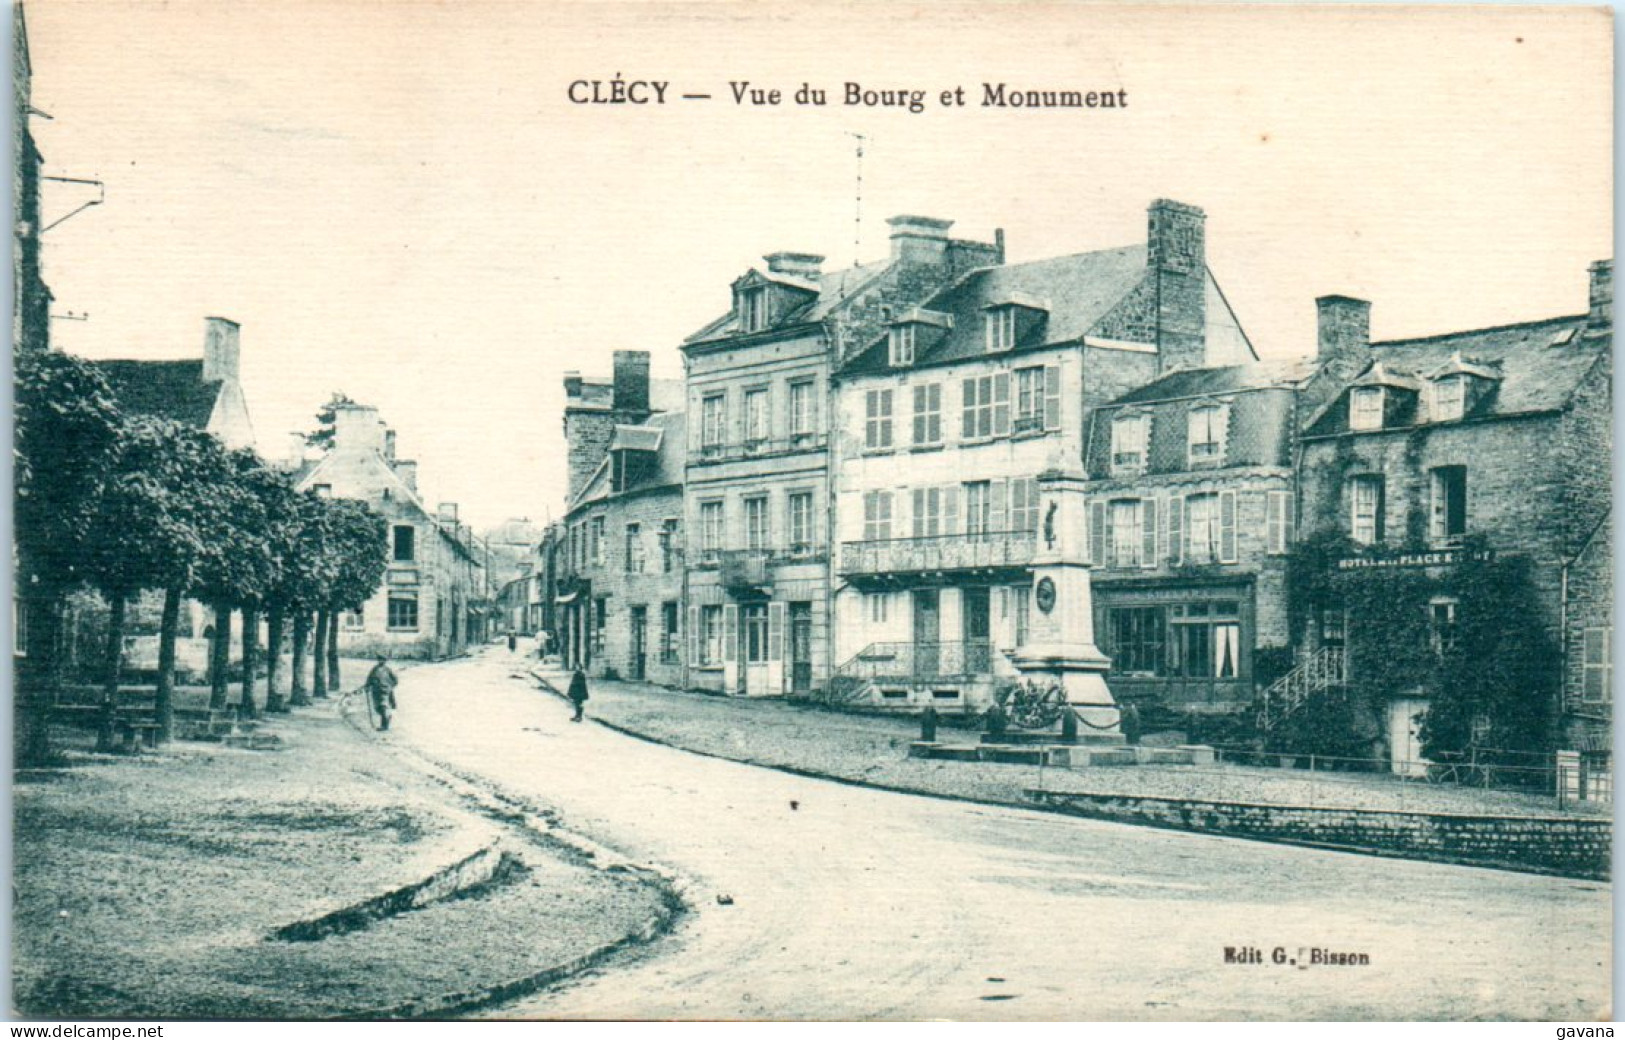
[
  {"left": 719, "top": 549, "right": 773, "bottom": 590},
  {"left": 694, "top": 433, "right": 828, "bottom": 465},
  {"left": 839, "top": 530, "right": 1038, "bottom": 578},
  {"left": 838, "top": 641, "right": 997, "bottom": 681}
]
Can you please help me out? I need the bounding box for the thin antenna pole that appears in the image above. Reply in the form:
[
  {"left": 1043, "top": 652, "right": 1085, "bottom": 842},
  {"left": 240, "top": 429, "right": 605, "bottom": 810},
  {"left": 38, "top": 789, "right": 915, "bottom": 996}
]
[{"left": 846, "top": 131, "right": 867, "bottom": 269}]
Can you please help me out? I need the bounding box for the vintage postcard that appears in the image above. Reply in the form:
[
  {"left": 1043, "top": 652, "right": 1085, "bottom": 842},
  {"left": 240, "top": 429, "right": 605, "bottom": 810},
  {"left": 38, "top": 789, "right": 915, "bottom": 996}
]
[{"left": 10, "top": 0, "right": 1613, "bottom": 1023}]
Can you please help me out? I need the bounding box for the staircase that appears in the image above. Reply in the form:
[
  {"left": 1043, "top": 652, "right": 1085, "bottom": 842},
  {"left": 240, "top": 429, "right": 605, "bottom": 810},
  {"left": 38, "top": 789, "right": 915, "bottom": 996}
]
[{"left": 1257, "top": 646, "right": 1347, "bottom": 732}]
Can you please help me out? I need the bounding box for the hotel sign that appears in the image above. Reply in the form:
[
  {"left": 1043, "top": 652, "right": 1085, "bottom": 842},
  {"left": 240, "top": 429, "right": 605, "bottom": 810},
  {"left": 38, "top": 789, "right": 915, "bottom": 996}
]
[{"left": 1336, "top": 548, "right": 1496, "bottom": 571}]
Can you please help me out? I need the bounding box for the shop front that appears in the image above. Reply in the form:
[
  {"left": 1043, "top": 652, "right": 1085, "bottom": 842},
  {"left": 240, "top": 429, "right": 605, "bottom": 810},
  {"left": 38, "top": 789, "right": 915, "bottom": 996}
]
[{"left": 1093, "top": 579, "right": 1256, "bottom": 714}]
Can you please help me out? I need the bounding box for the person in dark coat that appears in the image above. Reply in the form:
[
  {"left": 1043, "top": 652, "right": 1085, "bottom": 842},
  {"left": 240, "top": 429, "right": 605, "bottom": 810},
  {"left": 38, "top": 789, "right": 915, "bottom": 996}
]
[
  {"left": 566, "top": 667, "right": 589, "bottom": 723},
  {"left": 365, "top": 656, "right": 399, "bottom": 731}
]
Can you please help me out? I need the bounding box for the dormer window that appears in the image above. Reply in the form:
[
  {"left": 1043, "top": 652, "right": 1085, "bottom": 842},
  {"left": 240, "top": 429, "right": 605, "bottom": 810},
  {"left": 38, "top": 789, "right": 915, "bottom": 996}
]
[
  {"left": 1111, "top": 414, "right": 1149, "bottom": 474},
  {"left": 740, "top": 287, "right": 767, "bottom": 332},
  {"left": 889, "top": 325, "right": 916, "bottom": 367},
  {"left": 1187, "top": 403, "right": 1229, "bottom": 466},
  {"left": 985, "top": 307, "right": 1016, "bottom": 352},
  {"left": 1349, "top": 387, "right": 1384, "bottom": 431},
  {"left": 1431, "top": 376, "right": 1465, "bottom": 421}
]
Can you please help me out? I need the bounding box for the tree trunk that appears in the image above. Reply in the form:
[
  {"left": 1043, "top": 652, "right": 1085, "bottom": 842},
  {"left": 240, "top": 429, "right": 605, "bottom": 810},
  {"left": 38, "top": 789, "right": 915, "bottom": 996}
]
[
  {"left": 208, "top": 602, "right": 232, "bottom": 711},
  {"left": 239, "top": 606, "right": 259, "bottom": 719},
  {"left": 265, "top": 608, "right": 287, "bottom": 713},
  {"left": 155, "top": 587, "right": 182, "bottom": 743},
  {"left": 328, "top": 612, "right": 342, "bottom": 693},
  {"left": 98, "top": 591, "right": 126, "bottom": 752},
  {"left": 290, "top": 611, "right": 311, "bottom": 707},
  {"left": 313, "top": 610, "right": 329, "bottom": 699}
]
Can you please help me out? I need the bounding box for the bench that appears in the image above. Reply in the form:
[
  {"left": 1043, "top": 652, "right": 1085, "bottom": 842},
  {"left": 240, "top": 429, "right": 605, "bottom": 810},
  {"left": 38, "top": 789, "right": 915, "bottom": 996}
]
[{"left": 53, "top": 700, "right": 162, "bottom": 751}]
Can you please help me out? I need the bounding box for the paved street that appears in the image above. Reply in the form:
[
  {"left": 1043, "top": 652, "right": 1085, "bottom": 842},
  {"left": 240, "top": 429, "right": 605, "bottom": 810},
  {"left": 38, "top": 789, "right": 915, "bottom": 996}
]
[{"left": 380, "top": 649, "right": 1609, "bottom": 1021}]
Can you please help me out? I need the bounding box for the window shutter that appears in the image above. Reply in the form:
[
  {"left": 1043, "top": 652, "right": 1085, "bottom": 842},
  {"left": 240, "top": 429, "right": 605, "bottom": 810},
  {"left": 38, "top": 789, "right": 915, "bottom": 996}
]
[
  {"left": 1220, "top": 490, "right": 1238, "bottom": 563},
  {"left": 1169, "top": 495, "right": 1185, "bottom": 566},
  {"left": 768, "top": 602, "right": 786, "bottom": 662},
  {"left": 722, "top": 604, "right": 738, "bottom": 663},
  {"left": 1375, "top": 479, "right": 1387, "bottom": 543},
  {"left": 911, "top": 488, "right": 926, "bottom": 538},
  {"left": 912, "top": 385, "right": 926, "bottom": 444},
  {"left": 1141, "top": 498, "right": 1158, "bottom": 569},
  {"left": 993, "top": 374, "right": 1011, "bottom": 435},
  {"left": 1043, "top": 365, "right": 1062, "bottom": 430},
  {"left": 989, "top": 479, "right": 1007, "bottom": 533},
  {"left": 688, "top": 605, "right": 701, "bottom": 665},
  {"left": 943, "top": 485, "right": 960, "bottom": 536},
  {"left": 1266, "top": 491, "right": 1285, "bottom": 554},
  {"left": 1089, "top": 501, "right": 1106, "bottom": 566},
  {"left": 961, "top": 378, "right": 976, "bottom": 438},
  {"left": 1284, "top": 492, "right": 1295, "bottom": 547}
]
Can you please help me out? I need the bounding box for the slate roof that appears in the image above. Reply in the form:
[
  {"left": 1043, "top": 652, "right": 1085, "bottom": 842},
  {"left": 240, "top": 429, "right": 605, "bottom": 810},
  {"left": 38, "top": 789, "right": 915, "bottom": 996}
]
[
  {"left": 1303, "top": 314, "right": 1605, "bottom": 436},
  {"left": 1109, "top": 357, "right": 1317, "bottom": 405},
  {"left": 609, "top": 424, "right": 664, "bottom": 453},
  {"left": 685, "top": 258, "right": 894, "bottom": 345},
  {"left": 841, "top": 246, "right": 1149, "bottom": 375},
  {"left": 92, "top": 359, "right": 222, "bottom": 428},
  {"left": 571, "top": 410, "right": 687, "bottom": 510}
]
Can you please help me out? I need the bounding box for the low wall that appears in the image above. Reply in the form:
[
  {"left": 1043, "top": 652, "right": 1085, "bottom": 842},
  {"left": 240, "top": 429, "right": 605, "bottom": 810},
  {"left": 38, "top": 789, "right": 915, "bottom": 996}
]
[{"left": 1026, "top": 789, "right": 1610, "bottom": 880}]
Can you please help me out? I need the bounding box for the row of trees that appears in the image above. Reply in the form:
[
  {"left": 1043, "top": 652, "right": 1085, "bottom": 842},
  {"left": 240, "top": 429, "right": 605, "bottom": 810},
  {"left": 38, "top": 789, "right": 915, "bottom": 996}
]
[{"left": 16, "top": 349, "right": 388, "bottom": 760}]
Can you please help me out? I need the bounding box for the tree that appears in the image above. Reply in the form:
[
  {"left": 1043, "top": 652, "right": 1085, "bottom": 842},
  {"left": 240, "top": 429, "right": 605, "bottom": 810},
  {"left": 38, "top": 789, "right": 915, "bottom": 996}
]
[
  {"left": 320, "top": 498, "right": 389, "bottom": 693},
  {"left": 303, "top": 391, "right": 355, "bottom": 451},
  {"left": 189, "top": 449, "right": 272, "bottom": 712},
  {"left": 261, "top": 488, "right": 331, "bottom": 712}
]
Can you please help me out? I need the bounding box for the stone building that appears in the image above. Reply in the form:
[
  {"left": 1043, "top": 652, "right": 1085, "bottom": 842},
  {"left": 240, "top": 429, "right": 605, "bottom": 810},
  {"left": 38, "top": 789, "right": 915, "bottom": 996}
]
[
  {"left": 92, "top": 317, "right": 256, "bottom": 451},
  {"left": 679, "top": 217, "right": 1006, "bottom": 697},
  {"left": 1289, "top": 262, "right": 1612, "bottom": 773},
  {"left": 827, "top": 199, "right": 1256, "bottom": 711},
  {"left": 294, "top": 402, "right": 485, "bottom": 660},
  {"left": 1081, "top": 357, "right": 1310, "bottom": 730},
  {"left": 555, "top": 354, "right": 687, "bottom": 685}
]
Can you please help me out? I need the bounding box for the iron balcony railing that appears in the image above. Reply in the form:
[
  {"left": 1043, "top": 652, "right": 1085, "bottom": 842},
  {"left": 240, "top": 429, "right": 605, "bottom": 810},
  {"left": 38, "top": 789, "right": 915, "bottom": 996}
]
[
  {"left": 839, "top": 529, "right": 1038, "bottom": 577},
  {"left": 693, "top": 433, "right": 828, "bottom": 464},
  {"left": 836, "top": 641, "right": 997, "bottom": 681}
]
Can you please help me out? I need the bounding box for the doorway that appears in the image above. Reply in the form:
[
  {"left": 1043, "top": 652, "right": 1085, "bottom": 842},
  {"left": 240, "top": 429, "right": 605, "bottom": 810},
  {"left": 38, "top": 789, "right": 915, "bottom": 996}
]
[
  {"left": 790, "top": 602, "right": 813, "bottom": 694},
  {"left": 913, "top": 590, "right": 940, "bottom": 678},
  {"left": 629, "top": 605, "right": 647, "bottom": 681},
  {"left": 961, "top": 586, "right": 991, "bottom": 674}
]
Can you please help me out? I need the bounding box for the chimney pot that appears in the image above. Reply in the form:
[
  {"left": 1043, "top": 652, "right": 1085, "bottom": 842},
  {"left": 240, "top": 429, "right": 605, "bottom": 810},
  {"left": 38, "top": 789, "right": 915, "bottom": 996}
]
[
  {"left": 1589, "top": 259, "right": 1612, "bottom": 326},
  {"left": 887, "top": 215, "right": 954, "bottom": 264},
  {"left": 202, "top": 317, "right": 240, "bottom": 383}
]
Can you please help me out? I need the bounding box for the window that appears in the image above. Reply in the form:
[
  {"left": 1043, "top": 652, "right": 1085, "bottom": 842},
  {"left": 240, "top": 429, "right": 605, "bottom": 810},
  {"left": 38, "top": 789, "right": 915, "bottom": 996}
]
[
  {"left": 1350, "top": 476, "right": 1385, "bottom": 545},
  {"left": 789, "top": 380, "right": 815, "bottom": 439},
  {"left": 392, "top": 525, "right": 415, "bottom": 562},
  {"left": 744, "top": 496, "right": 769, "bottom": 550},
  {"left": 701, "top": 393, "right": 726, "bottom": 450},
  {"left": 1168, "top": 602, "right": 1242, "bottom": 679},
  {"left": 1186, "top": 493, "right": 1218, "bottom": 563},
  {"left": 1428, "top": 598, "right": 1459, "bottom": 656},
  {"left": 912, "top": 486, "right": 954, "bottom": 538},
  {"left": 591, "top": 516, "right": 606, "bottom": 567},
  {"left": 744, "top": 388, "right": 769, "bottom": 445},
  {"left": 961, "top": 373, "right": 1010, "bottom": 439},
  {"left": 740, "top": 287, "right": 767, "bottom": 332},
  {"left": 787, "top": 491, "right": 814, "bottom": 552},
  {"left": 1010, "top": 585, "right": 1030, "bottom": 646},
  {"left": 1188, "top": 404, "right": 1227, "bottom": 465},
  {"left": 659, "top": 519, "right": 679, "bottom": 573},
  {"left": 1111, "top": 414, "right": 1148, "bottom": 474},
  {"left": 1107, "top": 606, "right": 1167, "bottom": 675},
  {"left": 985, "top": 306, "right": 1016, "bottom": 352},
  {"left": 592, "top": 598, "right": 608, "bottom": 656},
  {"left": 1350, "top": 387, "right": 1384, "bottom": 431},
  {"left": 743, "top": 603, "right": 769, "bottom": 663},
  {"left": 625, "top": 523, "right": 644, "bottom": 573},
  {"left": 699, "top": 605, "right": 723, "bottom": 665},
  {"left": 1010, "top": 478, "right": 1040, "bottom": 534},
  {"left": 1432, "top": 376, "right": 1465, "bottom": 421},
  {"left": 865, "top": 389, "right": 894, "bottom": 450},
  {"left": 912, "top": 383, "right": 942, "bottom": 446},
  {"left": 864, "top": 592, "right": 890, "bottom": 624},
  {"left": 341, "top": 607, "right": 365, "bottom": 630},
  {"left": 661, "top": 602, "right": 680, "bottom": 664},
  {"left": 863, "top": 490, "right": 893, "bottom": 541},
  {"left": 1014, "top": 365, "right": 1060, "bottom": 433},
  {"left": 699, "top": 501, "right": 724, "bottom": 554},
  {"left": 387, "top": 594, "right": 419, "bottom": 631},
  {"left": 1429, "top": 466, "right": 1467, "bottom": 545},
  {"left": 312, "top": 483, "right": 332, "bottom": 498},
  {"left": 1109, "top": 499, "right": 1143, "bottom": 568},
  {"left": 889, "top": 325, "right": 915, "bottom": 367},
  {"left": 963, "top": 482, "right": 992, "bottom": 537},
  {"left": 1265, "top": 490, "right": 1294, "bottom": 554},
  {"left": 1583, "top": 627, "right": 1612, "bottom": 705}
]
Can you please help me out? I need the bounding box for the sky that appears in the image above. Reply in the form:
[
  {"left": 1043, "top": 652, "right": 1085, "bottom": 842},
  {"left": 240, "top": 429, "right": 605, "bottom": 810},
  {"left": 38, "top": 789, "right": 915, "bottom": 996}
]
[{"left": 24, "top": 1, "right": 1612, "bottom": 531}]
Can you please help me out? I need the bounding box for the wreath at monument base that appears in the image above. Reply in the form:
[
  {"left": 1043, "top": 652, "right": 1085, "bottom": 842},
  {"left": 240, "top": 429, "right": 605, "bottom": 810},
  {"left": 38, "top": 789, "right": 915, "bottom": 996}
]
[{"left": 994, "top": 678, "right": 1069, "bottom": 730}]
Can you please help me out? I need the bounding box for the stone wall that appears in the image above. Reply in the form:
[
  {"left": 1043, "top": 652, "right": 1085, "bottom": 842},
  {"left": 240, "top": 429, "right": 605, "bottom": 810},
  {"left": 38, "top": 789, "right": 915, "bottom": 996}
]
[{"left": 1027, "top": 789, "right": 1611, "bottom": 879}]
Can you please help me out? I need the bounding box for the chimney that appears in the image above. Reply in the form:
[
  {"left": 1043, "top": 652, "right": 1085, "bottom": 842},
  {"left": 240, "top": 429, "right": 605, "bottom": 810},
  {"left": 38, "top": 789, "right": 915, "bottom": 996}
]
[
  {"left": 438, "top": 502, "right": 459, "bottom": 523},
  {"left": 994, "top": 228, "right": 1006, "bottom": 265},
  {"left": 1589, "top": 259, "right": 1612, "bottom": 326},
  {"left": 764, "top": 252, "right": 824, "bottom": 281},
  {"left": 612, "top": 350, "right": 651, "bottom": 415},
  {"left": 1316, "top": 295, "right": 1372, "bottom": 360},
  {"left": 285, "top": 432, "right": 306, "bottom": 468},
  {"left": 563, "top": 372, "right": 583, "bottom": 401},
  {"left": 384, "top": 429, "right": 397, "bottom": 461},
  {"left": 332, "top": 403, "right": 385, "bottom": 454},
  {"left": 1147, "top": 199, "right": 1208, "bottom": 372},
  {"left": 394, "top": 460, "right": 418, "bottom": 492},
  {"left": 202, "top": 317, "right": 240, "bottom": 383},
  {"left": 887, "top": 215, "right": 954, "bottom": 265}
]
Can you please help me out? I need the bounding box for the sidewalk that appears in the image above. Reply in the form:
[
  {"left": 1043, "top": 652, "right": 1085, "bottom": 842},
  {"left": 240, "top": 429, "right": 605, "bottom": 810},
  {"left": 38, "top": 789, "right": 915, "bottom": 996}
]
[
  {"left": 13, "top": 688, "right": 674, "bottom": 1019},
  {"left": 534, "top": 664, "right": 1592, "bottom": 819}
]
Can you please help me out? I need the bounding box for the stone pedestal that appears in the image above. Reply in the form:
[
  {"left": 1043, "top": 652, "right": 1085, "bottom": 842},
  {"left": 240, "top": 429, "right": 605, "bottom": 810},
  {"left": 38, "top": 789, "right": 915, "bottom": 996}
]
[{"left": 1009, "top": 470, "right": 1121, "bottom": 738}]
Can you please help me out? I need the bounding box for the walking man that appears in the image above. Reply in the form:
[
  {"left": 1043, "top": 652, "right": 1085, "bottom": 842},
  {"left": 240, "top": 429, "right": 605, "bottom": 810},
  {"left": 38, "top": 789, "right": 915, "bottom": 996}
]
[
  {"left": 366, "top": 656, "right": 398, "bottom": 731},
  {"left": 566, "top": 666, "right": 590, "bottom": 723}
]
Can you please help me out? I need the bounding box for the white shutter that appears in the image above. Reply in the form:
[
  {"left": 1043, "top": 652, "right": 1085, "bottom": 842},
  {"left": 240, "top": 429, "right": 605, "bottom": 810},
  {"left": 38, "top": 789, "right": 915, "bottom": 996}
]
[
  {"left": 1169, "top": 496, "right": 1185, "bottom": 566},
  {"left": 993, "top": 374, "right": 1010, "bottom": 435},
  {"left": 1043, "top": 365, "right": 1062, "bottom": 431},
  {"left": 989, "top": 479, "right": 1007, "bottom": 533},
  {"left": 722, "top": 604, "right": 738, "bottom": 662},
  {"left": 688, "top": 605, "right": 700, "bottom": 666},
  {"left": 1089, "top": 501, "right": 1106, "bottom": 566},
  {"left": 768, "top": 602, "right": 786, "bottom": 661},
  {"left": 1219, "top": 490, "right": 1238, "bottom": 563},
  {"left": 1141, "top": 498, "right": 1158, "bottom": 569}
]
